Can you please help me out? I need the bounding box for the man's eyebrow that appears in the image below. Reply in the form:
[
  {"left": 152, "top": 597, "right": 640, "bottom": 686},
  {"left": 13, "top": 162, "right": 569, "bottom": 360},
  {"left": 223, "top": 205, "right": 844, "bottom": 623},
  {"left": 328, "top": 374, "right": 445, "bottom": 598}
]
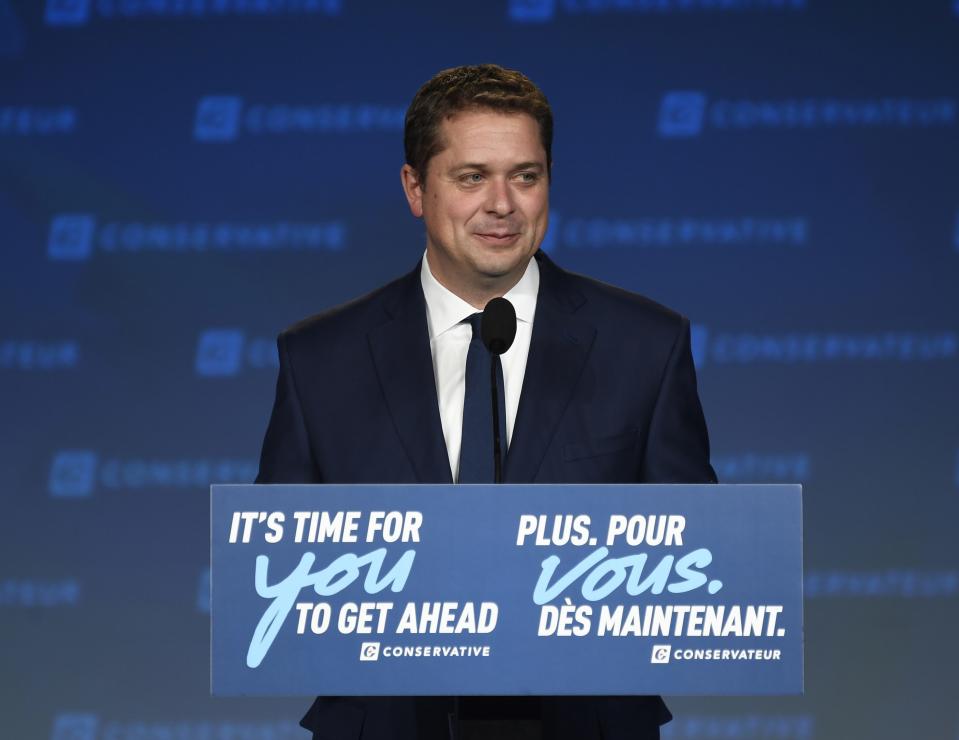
[
  {"left": 511, "top": 161, "right": 545, "bottom": 172},
  {"left": 448, "top": 163, "right": 491, "bottom": 174},
  {"left": 448, "top": 161, "right": 546, "bottom": 174}
]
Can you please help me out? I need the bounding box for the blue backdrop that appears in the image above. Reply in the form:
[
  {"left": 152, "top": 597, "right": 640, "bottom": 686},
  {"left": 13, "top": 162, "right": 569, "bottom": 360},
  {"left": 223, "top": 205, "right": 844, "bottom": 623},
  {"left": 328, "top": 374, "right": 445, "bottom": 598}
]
[{"left": 2, "top": 1, "right": 958, "bottom": 738}]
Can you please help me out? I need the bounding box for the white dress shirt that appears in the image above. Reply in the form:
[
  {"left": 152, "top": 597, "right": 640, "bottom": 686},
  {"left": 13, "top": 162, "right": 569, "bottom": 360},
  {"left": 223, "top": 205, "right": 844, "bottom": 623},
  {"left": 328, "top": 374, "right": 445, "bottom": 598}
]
[{"left": 420, "top": 252, "right": 539, "bottom": 482}]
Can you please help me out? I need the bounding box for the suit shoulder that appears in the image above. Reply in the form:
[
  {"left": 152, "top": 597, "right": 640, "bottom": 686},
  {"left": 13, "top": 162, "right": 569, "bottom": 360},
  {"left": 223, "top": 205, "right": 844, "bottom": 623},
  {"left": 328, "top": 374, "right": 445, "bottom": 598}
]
[
  {"left": 279, "top": 269, "right": 413, "bottom": 349},
  {"left": 562, "top": 267, "right": 688, "bottom": 337}
]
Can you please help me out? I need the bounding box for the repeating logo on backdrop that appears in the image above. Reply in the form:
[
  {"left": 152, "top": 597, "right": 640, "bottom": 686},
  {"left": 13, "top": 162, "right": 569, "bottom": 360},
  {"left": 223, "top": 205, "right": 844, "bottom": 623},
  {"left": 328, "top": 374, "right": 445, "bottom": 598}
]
[
  {"left": 508, "top": 0, "right": 555, "bottom": 22},
  {"left": 195, "top": 329, "right": 277, "bottom": 376},
  {"left": 711, "top": 453, "right": 810, "bottom": 483},
  {"left": 690, "top": 324, "right": 708, "bottom": 369},
  {"left": 193, "top": 95, "right": 404, "bottom": 141},
  {"left": 47, "top": 213, "right": 345, "bottom": 257},
  {"left": 50, "top": 714, "right": 298, "bottom": 740},
  {"left": 48, "top": 214, "right": 96, "bottom": 260},
  {"left": 662, "top": 714, "right": 814, "bottom": 739},
  {"left": 805, "top": 570, "right": 958, "bottom": 598},
  {"left": 508, "top": 0, "right": 806, "bottom": 22},
  {"left": 44, "top": 0, "right": 341, "bottom": 25},
  {"left": 1, "top": 339, "right": 79, "bottom": 370},
  {"left": 543, "top": 215, "right": 806, "bottom": 251},
  {"left": 195, "top": 329, "right": 246, "bottom": 376},
  {"left": 540, "top": 212, "right": 559, "bottom": 254},
  {"left": 194, "top": 96, "right": 243, "bottom": 142},
  {"left": 689, "top": 326, "right": 956, "bottom": 365},
  {"left": 1, "top": 579, "right": 80, "bottom": 607},
  {"left": 0, "top": 105, "right": 76, "bottom": 135},
  {"left": 658, "top": 91, "right": 957, "bottom": 137},
  {"left": 659, "top": 92, "right": 707, "bottom": 138},
  {"left": 47, "top": 451, "right": 256, "bottom": 497},
  {"left": 48, "top": 451, "right": 98, "bottom": 498},
  {"left": 51, "top": 713, "right": 98, "bottom": 740},
  {"left": 44, "top": 0, "right": 89, "bottom": 25}
]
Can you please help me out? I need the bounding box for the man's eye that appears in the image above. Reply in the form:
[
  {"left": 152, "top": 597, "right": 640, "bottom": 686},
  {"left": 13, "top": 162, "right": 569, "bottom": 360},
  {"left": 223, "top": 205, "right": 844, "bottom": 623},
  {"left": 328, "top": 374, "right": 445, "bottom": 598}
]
[
  {"left": 461, "top": 173, "right": 483, "bottom": 184},
  {"left": 516, "top": 172, "right": 539, "bottom": 183}
]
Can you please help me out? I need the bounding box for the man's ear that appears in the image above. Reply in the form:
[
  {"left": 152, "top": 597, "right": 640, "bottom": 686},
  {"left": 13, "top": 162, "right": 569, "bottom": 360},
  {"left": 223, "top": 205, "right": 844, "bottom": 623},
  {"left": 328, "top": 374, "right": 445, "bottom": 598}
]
[{"left": 400, "top": 164, "right": 425, "bottom": 218}]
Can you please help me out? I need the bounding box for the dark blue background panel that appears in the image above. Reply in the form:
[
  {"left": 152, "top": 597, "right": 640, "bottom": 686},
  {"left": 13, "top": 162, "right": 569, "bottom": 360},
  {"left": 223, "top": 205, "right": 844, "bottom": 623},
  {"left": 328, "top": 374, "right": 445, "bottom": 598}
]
[{"left": 2, "top": 1, "right": 957, "bottom": 738}]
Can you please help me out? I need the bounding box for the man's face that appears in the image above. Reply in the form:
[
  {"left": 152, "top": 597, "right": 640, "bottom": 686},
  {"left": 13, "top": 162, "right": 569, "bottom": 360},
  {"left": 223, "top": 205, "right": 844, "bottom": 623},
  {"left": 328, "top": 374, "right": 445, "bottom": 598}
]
[{"left": 401, "top": 109, "right": 549, "bottom": 304}]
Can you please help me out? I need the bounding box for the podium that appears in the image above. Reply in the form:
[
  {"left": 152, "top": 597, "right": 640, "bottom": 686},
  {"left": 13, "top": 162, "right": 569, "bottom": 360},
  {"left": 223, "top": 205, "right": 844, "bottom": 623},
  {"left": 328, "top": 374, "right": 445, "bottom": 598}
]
[{"left": 211, "top": 483, "right": 803, "bottom": 697}]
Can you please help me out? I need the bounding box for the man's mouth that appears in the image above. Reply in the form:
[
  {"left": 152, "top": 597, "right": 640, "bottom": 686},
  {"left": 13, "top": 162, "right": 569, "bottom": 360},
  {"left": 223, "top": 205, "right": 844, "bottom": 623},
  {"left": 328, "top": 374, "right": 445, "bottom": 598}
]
[{"left": 474, "top": 232, "right": 520, "bottom": 244}]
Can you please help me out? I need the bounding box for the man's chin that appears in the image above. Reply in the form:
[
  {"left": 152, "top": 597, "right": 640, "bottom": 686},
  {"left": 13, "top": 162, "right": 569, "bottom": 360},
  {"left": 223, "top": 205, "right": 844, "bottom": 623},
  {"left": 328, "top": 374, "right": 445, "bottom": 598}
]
[
  {"left": 470, "top": 253, "right": 532, "bottom": 282},
  {"left": 469, "top": 240, "right": 536, "bottom": 270}
]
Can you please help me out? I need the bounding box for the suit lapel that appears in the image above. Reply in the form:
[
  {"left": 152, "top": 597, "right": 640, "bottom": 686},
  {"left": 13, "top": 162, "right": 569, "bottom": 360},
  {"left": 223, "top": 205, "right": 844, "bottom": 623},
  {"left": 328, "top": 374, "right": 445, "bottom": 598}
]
[
  {"left": 367, "top": 265, "right": 453, "bottom": 483},
  {"left": 506, "top": 253, "right": 596, "bottom": 482}
]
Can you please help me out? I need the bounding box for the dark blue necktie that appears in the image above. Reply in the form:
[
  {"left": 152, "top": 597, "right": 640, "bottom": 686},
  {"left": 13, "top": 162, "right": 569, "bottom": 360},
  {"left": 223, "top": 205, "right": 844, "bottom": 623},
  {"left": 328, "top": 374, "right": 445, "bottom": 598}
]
[{"left": 458, "top": 313, "right": 507, "bottom": 483}]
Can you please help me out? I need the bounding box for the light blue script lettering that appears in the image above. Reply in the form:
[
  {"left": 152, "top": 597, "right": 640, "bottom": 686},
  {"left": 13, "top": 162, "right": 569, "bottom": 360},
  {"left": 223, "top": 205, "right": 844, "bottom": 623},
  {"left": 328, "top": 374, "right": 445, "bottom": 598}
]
[
  {"left": 247, "top": 548, "right": 415, "bottom": 667},
  {"left": 533, "top": 547, "right": 717, "bottom": 604}
]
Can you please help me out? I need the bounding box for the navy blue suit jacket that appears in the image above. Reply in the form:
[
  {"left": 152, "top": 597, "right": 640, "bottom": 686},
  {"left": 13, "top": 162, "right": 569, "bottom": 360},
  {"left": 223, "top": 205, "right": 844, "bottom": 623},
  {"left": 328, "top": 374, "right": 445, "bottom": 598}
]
[{"left": 256, "top": 251, "right": 716, "bottom": 739}]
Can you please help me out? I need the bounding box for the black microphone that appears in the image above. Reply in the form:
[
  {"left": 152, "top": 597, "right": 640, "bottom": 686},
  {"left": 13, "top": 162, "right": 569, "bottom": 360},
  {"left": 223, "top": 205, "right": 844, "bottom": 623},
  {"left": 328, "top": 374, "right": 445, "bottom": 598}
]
[
  {"left": 481, "top": 297, "right": 517, "bottom": 355},
  {"left": 481, "top": 298, "right": 517, "bottom": 483}
]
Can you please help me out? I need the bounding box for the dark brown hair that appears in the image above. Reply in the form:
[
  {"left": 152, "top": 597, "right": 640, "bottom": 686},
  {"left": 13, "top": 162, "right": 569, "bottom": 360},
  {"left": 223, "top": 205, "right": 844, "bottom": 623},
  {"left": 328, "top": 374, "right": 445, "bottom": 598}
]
[{"left": 404, "top": 64, "right": 553, "bottom": 185}]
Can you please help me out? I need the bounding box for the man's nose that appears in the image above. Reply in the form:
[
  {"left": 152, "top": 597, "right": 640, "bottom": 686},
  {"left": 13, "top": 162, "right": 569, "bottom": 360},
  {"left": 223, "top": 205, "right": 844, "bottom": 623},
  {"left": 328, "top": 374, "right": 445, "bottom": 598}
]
[{"left": 484, "top": 178, "right": 515, "bottom": 216}]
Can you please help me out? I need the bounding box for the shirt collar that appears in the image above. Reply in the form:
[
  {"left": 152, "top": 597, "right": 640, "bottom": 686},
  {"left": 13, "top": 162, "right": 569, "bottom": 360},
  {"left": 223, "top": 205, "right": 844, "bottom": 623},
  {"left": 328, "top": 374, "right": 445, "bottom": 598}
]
[{"left": 420, "top": 250, "right": 540, "bottom": 340}]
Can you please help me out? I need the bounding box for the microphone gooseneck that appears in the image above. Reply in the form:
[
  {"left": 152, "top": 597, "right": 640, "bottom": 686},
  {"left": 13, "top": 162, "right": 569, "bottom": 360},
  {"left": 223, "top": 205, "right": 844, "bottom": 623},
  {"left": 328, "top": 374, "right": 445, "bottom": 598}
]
[
  {"left": 456, "top": 297, "right": 521, "bottom": 735},
  {"left": 480, "top": 298, "right": 517, "bottom": 484}
]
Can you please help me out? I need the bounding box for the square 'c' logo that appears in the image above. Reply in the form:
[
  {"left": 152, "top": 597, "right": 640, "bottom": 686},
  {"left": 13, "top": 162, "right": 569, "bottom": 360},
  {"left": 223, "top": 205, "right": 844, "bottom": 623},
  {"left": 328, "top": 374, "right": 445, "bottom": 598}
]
[
  {"left": 50, "top": 713, "right": 99, "bottom": 740},
  {"left": 360, "top": 642, "right": 380, "bottom": 661},
  {"left": 194, "top": 96, "right": 243, "bottom": 142},
  {"left": 195, "top": 329, "right": 245, "bottom": 377},
  {"left": 49, "top": 451, "right": 98, "bottom": 498},
  {"left": 658, "top": 92, "right": 707, "bottom": 138},
  {"left": 45, "top": 0, "right": 91, "bottom": 26},
  {"left": 508, "top": 0, "right": 555, "bottom": 22},
  {"left": 48, "top": 214, "right": 96, "bottom": 261},
  {"left": 650, "top": 645, "right": 671, "bottom": 664}
]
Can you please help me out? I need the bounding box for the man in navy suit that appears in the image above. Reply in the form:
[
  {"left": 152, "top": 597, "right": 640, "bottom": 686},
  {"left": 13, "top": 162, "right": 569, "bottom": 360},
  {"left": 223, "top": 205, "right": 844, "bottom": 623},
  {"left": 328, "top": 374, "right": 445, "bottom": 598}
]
[{"left": 256, "top": 64, "right": 716, "bottom": 740}]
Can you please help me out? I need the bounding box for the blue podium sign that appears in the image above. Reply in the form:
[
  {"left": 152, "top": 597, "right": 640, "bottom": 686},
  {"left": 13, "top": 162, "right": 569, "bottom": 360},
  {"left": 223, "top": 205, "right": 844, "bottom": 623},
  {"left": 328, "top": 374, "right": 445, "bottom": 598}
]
[{"left": 211, "top": 484, "right": 802, "bottom": 696}]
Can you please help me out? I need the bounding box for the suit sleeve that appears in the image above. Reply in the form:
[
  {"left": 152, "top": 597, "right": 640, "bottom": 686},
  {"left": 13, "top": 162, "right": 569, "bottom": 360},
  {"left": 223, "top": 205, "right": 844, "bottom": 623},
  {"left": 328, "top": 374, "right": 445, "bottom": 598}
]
[
  {"left": 255, "top": 332, "right": 322, "bottom": 484},
  {"left": 642, "top": 317, "right": 717, "bottom": 484}
]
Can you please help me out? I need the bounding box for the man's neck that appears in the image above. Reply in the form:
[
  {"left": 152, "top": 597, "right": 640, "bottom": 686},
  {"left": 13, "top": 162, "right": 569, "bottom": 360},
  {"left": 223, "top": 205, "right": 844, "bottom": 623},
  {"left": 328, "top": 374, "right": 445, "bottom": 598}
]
[{"left": 424, "top": 251, "right": 531, "bottom": 310}]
